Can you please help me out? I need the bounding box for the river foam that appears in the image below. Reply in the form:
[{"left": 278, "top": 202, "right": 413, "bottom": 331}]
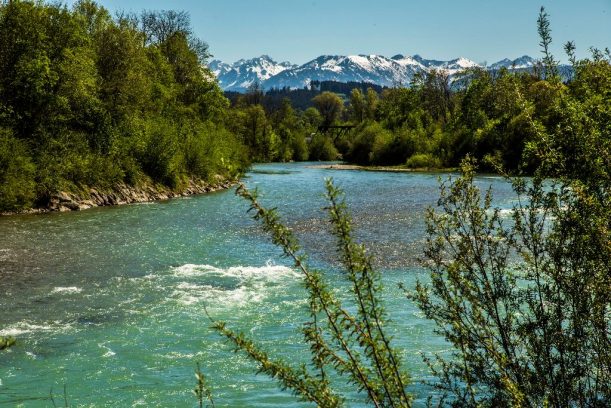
[
  {"left": 168, "top": 263, "right": 300, "bottom": 307},
  {"left": 51, "top": 286, "right": 83, "bottom": 295},
  {"left": 0, "top": 320, "right": 74, "bottom": 337}
]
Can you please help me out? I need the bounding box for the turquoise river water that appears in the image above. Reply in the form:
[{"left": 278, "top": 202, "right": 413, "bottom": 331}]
[{"left": 0, "top": 162, "right": 517, "bottom": 407}]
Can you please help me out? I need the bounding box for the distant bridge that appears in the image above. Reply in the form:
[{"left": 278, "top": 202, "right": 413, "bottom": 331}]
[{"left": 316, "top": 124, "right": 356, "bottom": 141}]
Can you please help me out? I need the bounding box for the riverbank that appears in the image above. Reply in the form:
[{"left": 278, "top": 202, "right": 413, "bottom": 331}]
[
  {"left": 309, "top": 163, "right": 458, "bottom": 173},
  {"left": 1, "top": 177, "right": 237, "bottom": 215}
]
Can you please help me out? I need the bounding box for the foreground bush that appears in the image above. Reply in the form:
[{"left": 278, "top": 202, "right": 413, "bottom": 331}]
[{"left": 208, "top": 180, "right": 412, "bottom": 407}]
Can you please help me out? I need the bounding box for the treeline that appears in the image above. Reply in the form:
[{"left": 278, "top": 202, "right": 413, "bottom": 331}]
[
  {"left": 224, "top": 38, "right": 609, "bottom": 175},
  {"left": 221, "top": 82, "right": 385, "bottom": 163},
  {"left": 0, "top": 1, "right": 248, "bottom": 212},
  {"left": 225, "top": 80, "right": 386, "bottom": 111}
]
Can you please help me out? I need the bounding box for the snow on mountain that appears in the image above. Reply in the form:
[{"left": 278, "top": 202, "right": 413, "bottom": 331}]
[
  {"left": 411, "top": 55, "right": 448, "bottom": 68},
  {"left": 209, "top": 54, "right": 545, "bottom": 92},
  {"left": 209, "top": 55, "right": 296, "bottom": 91},
  {"left": 489, "top": 55, "right": 536, "bottom": 70},
  {"left": 263, "top": 54, "right": 427, "bottom": 90}
]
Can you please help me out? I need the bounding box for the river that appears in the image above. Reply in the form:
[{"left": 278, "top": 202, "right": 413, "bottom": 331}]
[{"left": 0, "top": 162, "right": 517, "bottom": 407}]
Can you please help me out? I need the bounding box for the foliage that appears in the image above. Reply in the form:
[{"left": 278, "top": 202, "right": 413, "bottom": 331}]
[
  {"left": 285, "top": 6, "right": 609, "bottom": 175},
  {"left": 537, "top": 6, "right": 559, "bottom": 80},
  {"left": 209, "top": 181, "right": 412, "bottom": 407},
  {"left": 208, "top": 9, "right": 609, "bottom": 406},
  {"left": 346, "top": 122, "right": 392, "bottom": 165},
  {"left": 308, "top": 134, "right": 339, "bottom": 161},
  {"left": 313, "top": 91, "right": 344, "bottom": 128},
  {"left": 216, "top": 6, "right": 607, "bottom": 174},
  {"left": 408, "top": 20, "right": 610, "bottom": 404},
  {"left": 404, "top": 153, "right": 441, "bottom": 169},
  {"left": 411, "top": 147, "right": 610, "bottom": 406},
  {"left": 193, "top": 362, "right": 215, "bottom": 408},
  {"left": 0, "top": 1, "right": 248, "bottom": 211},
  {"left": 0, "top": 128, "right": 36, "bottom": 211},
  {"left": 0, "top": 336, "right": 16, "bottom": 351}
]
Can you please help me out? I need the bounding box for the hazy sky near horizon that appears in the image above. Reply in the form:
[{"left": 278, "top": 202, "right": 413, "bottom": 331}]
[{"left": 68, "top": 0, "right": 609, "bottom": 64}]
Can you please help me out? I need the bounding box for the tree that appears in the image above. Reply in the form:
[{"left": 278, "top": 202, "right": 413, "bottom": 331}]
[
  {"left": 0, "top": 2, "right": 246, "bottom": 212},
  {"left": 349, "top": 88, "right": 365, "bottom": 123},
  {"left": 141, "top": 9, "right": 190, "bottom": 45},
  {"left": 0, "top": 129, "right": 36, "bottom": 210},
  {"left": 412, "top": 37, "right": 610, "bottom": 405},
  {"left": 412, "top": 152, "right": 610, "bottom": 407},
  {"left": 365, "top": 88, "right": 379, "bottom": 121},
  {"left": 415, "top": 69, "right": 453, "bottom": 125},
  {"left": 312, "top": 91, "right": 344, "bottom": 128}
]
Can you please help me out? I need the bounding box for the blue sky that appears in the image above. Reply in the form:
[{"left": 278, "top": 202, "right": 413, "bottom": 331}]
[{"left": 68, "top": 0, "right": 609, "bottom": 64}]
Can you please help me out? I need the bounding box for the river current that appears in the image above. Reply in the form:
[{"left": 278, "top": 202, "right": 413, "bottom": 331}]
[{"left": 0, "top": 162, "right": 516, "bottom": 407}]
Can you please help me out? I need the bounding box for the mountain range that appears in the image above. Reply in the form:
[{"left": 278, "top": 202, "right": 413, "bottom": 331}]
[{"left": 209, "top": 54, "right": 540, "bottom": 92}]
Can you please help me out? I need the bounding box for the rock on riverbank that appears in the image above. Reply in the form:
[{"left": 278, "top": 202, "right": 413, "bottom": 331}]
[{"left": 2, "top": 178, "right": 236, "bottom": 215}]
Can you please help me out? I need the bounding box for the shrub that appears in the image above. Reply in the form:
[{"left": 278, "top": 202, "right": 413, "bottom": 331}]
[
  {"left": 411, "top": 158, "right": 611, "bottom": 406},
  {"left": 405, "top": 153, "right": 442, "bottom": 168},
  {"left": 290, "top": 132, "right": 309, "bottom": 161},
  {"left": 208, "top": 181, "right": 412, "bottom": 407},
  {"left": 0, "top": 129, "right": 36, "bottom": 211},
  {"left": 138, "top": 118, "right": 185, "bottom": 187},
  {"left": 308, "top": 134, "right": 339, "bottom": 161},
  {"left": 347, "top": 123, "right": 391, "bottom": 165}
]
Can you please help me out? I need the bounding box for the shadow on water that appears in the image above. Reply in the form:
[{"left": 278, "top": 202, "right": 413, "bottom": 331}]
[{"left": 248, "top": 169, "right": 297, "bottom": 175}]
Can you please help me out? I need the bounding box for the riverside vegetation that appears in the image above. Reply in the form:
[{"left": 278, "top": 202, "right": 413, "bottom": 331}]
[
  {"left": 206, "top": 7, "right": 610, "bottom": 408},
  {"left": 1, "top": 3, "right": 610, "bottom": 213},
  {"left": 1, "top": 1, "right": 609, "bottom": 407},
  {"left": 0, "top": 0, "right": 248, "bottom": 213}
]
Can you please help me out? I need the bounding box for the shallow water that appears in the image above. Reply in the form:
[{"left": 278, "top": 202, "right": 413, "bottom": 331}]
[{"left": 0, "top": 162, "right": 516, "bottom": 407}]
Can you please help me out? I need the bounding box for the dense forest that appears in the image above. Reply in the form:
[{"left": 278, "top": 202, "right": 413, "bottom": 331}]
[{"left": 0, "top": 0, "right": 248, "bottom": 212}]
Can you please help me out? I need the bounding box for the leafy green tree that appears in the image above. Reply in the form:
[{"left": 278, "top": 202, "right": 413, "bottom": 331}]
[
  {"left": 303, "top": 106, "right": 323, "bottom": 129},
  {"left": 0, "top": 1, "right": 247, "bottom": 212},
  {"left": 365, "top": 88, "right": 379, "bottom": 121},
  {"left": 377, "top": 88, "right": 420, "bottom": 130},
  {"left": 413, "top": 69, "right": 453, "bottom": 125},
  {"left": 313, "top": 91, "right": 344, "bottom": 128},
  {"left": 308, "top": 133, "right": 338, "bottom": 161},
  {"left": 347, "top": 123, "right": 391, "bottom": 165},
  {"left": 349, "top": 88, "right": 366, "bottom": 123},
  {"left": 272, "top": 98, "right": 307, "bottom": 161},
  {"left": 0, "top": 129, "right": 36, "bottom": 210}
]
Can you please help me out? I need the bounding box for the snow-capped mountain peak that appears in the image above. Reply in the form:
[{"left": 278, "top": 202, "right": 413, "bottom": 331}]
[
  {"left": 489, "top": 55, "right": 537, "bottom": 70},
  {"left": 210, "top": 55, "right": 297, "bottom": 91},
  {"left": 209, "top": 53, "right": 542, "bottom": 92}
]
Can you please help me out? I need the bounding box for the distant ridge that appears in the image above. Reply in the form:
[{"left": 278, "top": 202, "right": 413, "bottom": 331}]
[{"left": 208, "top": 54, "right": 554, "bottom": 92}]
